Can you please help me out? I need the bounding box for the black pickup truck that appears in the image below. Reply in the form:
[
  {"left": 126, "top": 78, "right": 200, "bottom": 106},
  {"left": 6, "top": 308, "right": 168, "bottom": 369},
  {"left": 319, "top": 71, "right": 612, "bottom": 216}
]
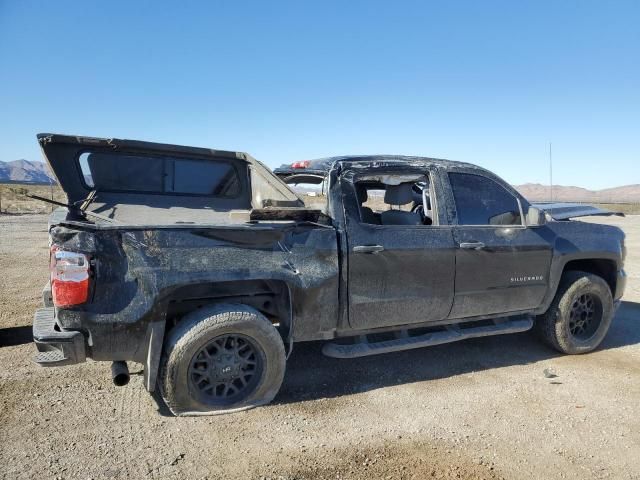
[{"left": 34, "top": 134, "right": 626, "bottom": 415}]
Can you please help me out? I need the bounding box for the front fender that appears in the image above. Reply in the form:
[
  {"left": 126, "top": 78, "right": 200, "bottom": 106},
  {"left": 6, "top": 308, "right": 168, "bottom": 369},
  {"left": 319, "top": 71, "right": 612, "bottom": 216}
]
[{"left": 535, "top": 220, "right": 624, "bottom": 315}]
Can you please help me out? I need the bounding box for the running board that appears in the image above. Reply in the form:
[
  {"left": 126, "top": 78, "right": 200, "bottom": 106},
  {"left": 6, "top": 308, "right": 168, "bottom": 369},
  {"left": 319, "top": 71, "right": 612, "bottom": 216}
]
[{"left": 322, "top": 317, "right": 534, "bottom": 359}]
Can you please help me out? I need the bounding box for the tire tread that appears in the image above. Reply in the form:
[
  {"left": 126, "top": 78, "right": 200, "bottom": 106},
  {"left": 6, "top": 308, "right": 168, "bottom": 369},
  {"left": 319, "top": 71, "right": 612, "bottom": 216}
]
[
  {"left": 536, "top": 271, "right": 613, "bottom": 354},
  {"left": 158, "top": 303, "right": 285, "bottom": 416}
]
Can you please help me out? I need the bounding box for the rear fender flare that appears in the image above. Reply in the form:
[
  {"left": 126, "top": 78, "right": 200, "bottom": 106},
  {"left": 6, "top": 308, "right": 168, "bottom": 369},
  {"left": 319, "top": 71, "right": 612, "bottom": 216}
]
[{"left": 143, "top": 279, "right": 294, "bottom": 392}]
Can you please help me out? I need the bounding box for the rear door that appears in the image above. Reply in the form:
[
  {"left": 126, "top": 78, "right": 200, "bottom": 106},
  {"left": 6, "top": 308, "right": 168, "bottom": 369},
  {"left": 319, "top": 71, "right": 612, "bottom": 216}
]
[
  {"left": 343, "top": 168, "right": 456, "bottom": 330},
  {"left": 446, "top": 171, "right": 552, "bottom": 319}
]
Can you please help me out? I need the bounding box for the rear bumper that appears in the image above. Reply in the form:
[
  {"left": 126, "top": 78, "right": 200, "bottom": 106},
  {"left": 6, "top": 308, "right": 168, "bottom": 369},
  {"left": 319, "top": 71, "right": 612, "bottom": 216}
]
[
  {"left": 33, "top": 307, "right": 86, "bottom": 367},
  {"left": 42, "top": 282, "right": 53, "bottom": 307}
]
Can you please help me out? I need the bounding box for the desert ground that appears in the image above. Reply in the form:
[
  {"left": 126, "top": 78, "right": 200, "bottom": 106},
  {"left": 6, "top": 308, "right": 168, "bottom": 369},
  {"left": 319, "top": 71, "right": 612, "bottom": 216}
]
[
  {"left": 0, "top": 214, "right": 638, "bottom": 480},
  {"left": 0, "top": 183, "right": 65, "bottom": 215}
]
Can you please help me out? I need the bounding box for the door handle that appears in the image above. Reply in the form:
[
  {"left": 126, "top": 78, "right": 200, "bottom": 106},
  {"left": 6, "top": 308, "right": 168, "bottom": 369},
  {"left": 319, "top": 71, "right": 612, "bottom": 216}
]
[
  {"left": 353, "top": 244, "right": 385, "bottom": 254},
  {"left": 459, "top": 241, "right": 485, "bottom": 250}
]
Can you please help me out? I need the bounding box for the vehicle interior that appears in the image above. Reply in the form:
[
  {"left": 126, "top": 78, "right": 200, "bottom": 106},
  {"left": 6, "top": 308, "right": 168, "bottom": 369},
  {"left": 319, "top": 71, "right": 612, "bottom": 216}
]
[{"left": 355, "top": 175, "right": 435, "bottom": 226}]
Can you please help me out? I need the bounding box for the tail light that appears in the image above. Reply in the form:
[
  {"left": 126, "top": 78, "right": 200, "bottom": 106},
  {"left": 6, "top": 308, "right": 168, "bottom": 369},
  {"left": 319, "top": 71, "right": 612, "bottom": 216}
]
[{"left": 50, "top": 246, "right": 90, "bottom": 307}]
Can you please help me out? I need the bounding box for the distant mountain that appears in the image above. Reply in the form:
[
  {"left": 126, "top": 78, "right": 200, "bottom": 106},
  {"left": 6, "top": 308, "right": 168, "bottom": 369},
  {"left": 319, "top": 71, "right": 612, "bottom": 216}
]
[
  {"left": 0, "top": 159, "right": 56, "bottom": 184},
  {"left": 515, "top": 183, "right": 640, "bottom": 203}
]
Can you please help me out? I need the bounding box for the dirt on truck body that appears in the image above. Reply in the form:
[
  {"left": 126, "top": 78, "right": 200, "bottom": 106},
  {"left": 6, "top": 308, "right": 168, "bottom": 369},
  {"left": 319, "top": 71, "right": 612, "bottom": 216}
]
[{"left": 34, "top": 134, "right": 626, "bottom": 416}]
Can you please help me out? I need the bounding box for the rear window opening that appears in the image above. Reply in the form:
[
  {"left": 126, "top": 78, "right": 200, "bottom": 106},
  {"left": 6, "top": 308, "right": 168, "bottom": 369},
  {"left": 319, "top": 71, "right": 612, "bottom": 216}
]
[
  {"left": 280, "top": 174, "right": 328, "bottom": 212},
  {"left": 79, "top": 152, "right": 241, "bottom": 197}
]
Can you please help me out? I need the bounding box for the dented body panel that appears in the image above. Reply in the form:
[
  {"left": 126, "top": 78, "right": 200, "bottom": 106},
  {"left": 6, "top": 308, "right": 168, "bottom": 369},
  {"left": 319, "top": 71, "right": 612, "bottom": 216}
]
[{"left": 49, "top": 221, "right": 340, "bottom": 347}]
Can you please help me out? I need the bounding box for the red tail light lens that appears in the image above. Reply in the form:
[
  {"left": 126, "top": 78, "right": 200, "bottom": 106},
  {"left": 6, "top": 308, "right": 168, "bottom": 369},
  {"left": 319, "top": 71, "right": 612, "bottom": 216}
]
[{"left": 50, "top": 246, "right": 90, "bottom": 307}]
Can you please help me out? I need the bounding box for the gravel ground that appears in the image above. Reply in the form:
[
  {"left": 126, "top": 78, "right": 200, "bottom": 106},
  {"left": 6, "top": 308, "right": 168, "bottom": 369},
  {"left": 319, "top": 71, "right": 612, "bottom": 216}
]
[{"left": 0, "top": 214, "right": 638, "bottom": 480}]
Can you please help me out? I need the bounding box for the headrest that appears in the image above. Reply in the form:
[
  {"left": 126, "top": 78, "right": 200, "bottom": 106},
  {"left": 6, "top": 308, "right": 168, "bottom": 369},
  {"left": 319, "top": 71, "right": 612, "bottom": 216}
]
[
  {"left": 355, "top": 185, "right": 368, "bottom": 203},
  {"left": 384, "top": 183, "right": 414, "bottom": 205}
]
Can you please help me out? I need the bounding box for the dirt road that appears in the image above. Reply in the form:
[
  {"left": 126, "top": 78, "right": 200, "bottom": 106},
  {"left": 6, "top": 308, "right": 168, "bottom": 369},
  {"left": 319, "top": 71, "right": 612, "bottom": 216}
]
[{"left": 1, "top": 214, "right": 638, "bottom": 479}]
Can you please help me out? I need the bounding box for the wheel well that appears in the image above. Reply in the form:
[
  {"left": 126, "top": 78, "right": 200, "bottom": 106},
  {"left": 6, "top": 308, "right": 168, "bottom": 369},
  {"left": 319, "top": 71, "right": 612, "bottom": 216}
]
[
  {"left": 163, "top": 280, "right": 292, "bottom": 339},
  {"left": 563, "top": 259, "right": 617, "bottom": 294}
]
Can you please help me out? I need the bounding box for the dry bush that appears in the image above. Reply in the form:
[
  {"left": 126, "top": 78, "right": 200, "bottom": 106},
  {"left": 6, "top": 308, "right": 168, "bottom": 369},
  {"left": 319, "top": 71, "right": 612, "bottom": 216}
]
[{"left": 0, "top": 183, "right": 67, "bottom": 214}]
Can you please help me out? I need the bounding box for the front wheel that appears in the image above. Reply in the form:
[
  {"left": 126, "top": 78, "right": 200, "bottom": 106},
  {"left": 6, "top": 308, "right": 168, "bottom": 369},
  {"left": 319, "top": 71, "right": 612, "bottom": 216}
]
[
  {"left": 536, "top": 271, "right": 614, "bottom": 354},
  {"left": 159, "top": 304, "right": 286, "bottom": 416}
]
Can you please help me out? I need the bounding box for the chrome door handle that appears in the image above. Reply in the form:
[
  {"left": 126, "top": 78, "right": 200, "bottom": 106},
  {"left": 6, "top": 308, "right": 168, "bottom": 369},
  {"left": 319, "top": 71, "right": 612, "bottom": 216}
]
[
  {"left": 353, "top": 245, "right": 385, "bottom": 254},
  {"left": 459, "top": 241, "right": 485, "bottom": 250}
]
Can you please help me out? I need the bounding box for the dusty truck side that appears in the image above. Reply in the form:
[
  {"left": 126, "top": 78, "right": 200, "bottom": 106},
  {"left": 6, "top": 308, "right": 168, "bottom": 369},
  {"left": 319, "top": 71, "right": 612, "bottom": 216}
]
[{"left": 34, "top": 134, "right": 626, "bottom": 415}]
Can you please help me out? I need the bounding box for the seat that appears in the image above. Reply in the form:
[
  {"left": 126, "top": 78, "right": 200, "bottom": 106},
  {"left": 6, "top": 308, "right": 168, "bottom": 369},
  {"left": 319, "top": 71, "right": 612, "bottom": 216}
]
[
  {"left": 356, "top": 185, "right": 380, "bottom": 224},
  {"left": 380, "top": 209, "right": 422, "bottom": 225},
  {"left": 361, "top": 206, "right": 378, "bottom": 224},
  {"left": 380, "top": 184, "right": 421, "bottom": 226}
]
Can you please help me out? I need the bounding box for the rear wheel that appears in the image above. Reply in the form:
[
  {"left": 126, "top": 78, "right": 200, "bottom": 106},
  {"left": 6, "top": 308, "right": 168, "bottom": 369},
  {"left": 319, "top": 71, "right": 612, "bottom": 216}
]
[
  {"left": 536, "top": 271, "right": 614, "bottom": 354},
  {"left": 159, "top": 304, "right": 286, "bottom": 416}
]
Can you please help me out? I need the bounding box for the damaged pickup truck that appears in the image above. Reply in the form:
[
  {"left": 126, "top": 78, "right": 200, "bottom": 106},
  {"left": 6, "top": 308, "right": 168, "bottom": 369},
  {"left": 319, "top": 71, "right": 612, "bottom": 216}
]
[{"left": 34, "top": 134, "right": 626, "bottom": 415}]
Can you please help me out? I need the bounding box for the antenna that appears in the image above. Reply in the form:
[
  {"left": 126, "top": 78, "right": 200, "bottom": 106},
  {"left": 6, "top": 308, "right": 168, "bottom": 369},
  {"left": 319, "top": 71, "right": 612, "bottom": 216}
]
[
  {"left": 49, "top": 169, "right": 55, "bottom": 212},
  {"left": 549, "top": 142, "right": 553, "bottom": 202}
]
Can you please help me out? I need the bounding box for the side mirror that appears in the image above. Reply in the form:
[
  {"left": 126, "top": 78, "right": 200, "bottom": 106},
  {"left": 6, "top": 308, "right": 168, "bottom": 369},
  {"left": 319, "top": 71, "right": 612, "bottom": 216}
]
[{"left": 526, "top": 207, "right": 546, "bottom": 226}]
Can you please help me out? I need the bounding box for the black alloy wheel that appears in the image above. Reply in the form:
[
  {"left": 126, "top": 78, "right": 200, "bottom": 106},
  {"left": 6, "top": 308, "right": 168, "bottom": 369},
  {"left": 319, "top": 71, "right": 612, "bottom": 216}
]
[
  {"left": 188, "top": 334, "right": 264, "bottom": 405},
  {"left": 568, "top": 293, "right": 603, "bottom": 340}
]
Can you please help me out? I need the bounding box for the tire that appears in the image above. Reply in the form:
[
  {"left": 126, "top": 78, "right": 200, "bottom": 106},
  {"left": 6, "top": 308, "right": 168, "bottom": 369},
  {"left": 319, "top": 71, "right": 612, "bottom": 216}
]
[
  {"left": 158, "top": 303, "right": 286, "bottom": 416},
  {"left": 535, "top": 271, "right": 614, "bottom": 354}
]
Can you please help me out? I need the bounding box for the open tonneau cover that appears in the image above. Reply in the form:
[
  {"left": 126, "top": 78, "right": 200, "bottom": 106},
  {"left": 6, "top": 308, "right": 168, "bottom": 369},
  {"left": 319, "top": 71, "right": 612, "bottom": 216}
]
[
  {"left": 38, "top": 133, "right": 303, "bottom": 225},
  {"left": 532, "top": 202, "right": 625, "bottom": 220}
]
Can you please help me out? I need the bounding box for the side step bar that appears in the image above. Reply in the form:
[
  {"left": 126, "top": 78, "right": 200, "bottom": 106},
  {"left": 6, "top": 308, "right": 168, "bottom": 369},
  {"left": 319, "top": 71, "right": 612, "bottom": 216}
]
[{"left": 322, "top": 316, "right": 534, "bottom": 359}]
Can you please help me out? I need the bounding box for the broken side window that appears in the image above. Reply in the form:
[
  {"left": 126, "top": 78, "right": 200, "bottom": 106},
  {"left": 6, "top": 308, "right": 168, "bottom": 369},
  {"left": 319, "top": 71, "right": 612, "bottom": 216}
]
[{"left": 354, "top": 175, "right": 434, "bottom": 226}]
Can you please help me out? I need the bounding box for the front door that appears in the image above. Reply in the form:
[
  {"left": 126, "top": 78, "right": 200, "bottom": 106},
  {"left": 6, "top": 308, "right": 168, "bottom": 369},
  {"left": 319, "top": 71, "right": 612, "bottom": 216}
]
[
  {"left": 344, "top": 173, "right": 456, "bottom": 330},
  {"left": 446, "top": 172, "right": 553, "bottom": 319}
]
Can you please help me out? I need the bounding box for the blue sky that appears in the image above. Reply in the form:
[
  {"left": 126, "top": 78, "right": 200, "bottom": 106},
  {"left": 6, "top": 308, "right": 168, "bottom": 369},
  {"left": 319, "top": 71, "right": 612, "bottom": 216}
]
[{"left": 1, "top": 1, "right": 638, "bottom": 189}]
